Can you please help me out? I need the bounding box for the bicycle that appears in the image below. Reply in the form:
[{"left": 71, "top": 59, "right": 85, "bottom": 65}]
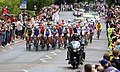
[
  {"left": 39, "top": 34, "right": 45, "bottom": 50},
  {"left": 34, "top": 36, "right": 39, "bottom": 51},
  {"left": 51, "top": 35, "right": 57, "bottom": 50},
  {"left": 58, "top": 35, "right": 63, "bottom": 49},
  {"left": 26, "top": 36, "right": 33, "bottom": 51},
  {"left": 44, "top": 36, "right": 50, "bottom": 51},
  {"left": 89, "top": 32, "right": 93, "bottom": 43},
  {"left": 63, "top": 35, "right": 68, "bottom": 49},
  {"left": 97, "top": 29, "right": 101, "bottom": 39}
]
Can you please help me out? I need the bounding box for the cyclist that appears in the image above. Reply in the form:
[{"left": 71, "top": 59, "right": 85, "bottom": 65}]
[
  {"left": 73, "top": 25, "right": 80, "bottom": 35},
  {"left": 51, "top": 26, "right": 58, "bottom": 49},
  {"left": 33, "top": 26, "right": 40, "bottom": 48},
  {"left": 88, "top": 23, "right": 94, "bottom": 43},
  {"left": 63, "top": 26, "right": 69, "bottom": 49},
  {"left": 68, "top": 24, "right": 73, "bottom": 43},
  {"left": 24, "top": 24, "right": 34, "bottom": 48},
  {"left": 40, "top": 25, "right": 45, "bottom": 48},
  {"left": 96, "top": 22, "right": 102, "bottom": 39},
  {"left": 57, "top": 25, "right": 63, "bottom": 48},
  {"left": 44, "top": 27, "right": 52, "bottom": 49},
  {"left": 81, "top": 23, "right": 90, "bottom": 44},
  {"left": 60, "top": 19, "right": 65, "bottom": 25}
]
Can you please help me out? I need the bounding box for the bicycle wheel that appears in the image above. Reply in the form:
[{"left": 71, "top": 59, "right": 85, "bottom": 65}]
[
  {"left": 97, "top": 30, "right": 100, "bottom": 39},
  {"left": 46, "top": 39, "right": 49, "bottom": 51},
  {"left": 90, "top": 33, "right": 93, "bottom": 43}
]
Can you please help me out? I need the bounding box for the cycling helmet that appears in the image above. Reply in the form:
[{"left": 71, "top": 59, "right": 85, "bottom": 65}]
[
  {"left": 27, "top": 24, "right": 31, "bottom": 29},
  {"left": 68, "top": 19, "right": 71, "bottom": 22}
]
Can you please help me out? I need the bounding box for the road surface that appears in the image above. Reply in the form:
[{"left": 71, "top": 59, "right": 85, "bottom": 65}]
[{"left": 0, "top": 11, "right": 107, "bottom": 72}]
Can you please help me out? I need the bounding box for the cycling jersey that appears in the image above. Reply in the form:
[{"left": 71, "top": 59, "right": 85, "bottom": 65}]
[
  {"left": 58, "top": 28, "right": 62, "bottom": 35},
  {"left": 96, "top": 24, "right": 102, "bottom": 30},
  {"left": 34, "top": 29, "right": 40, "bottom": 36},
  {"left": 63, "top": 29, "right": 68, "bottom": 36},
  {"left": 44, "top": 28, "right": 51, "bottom": 37},
  {"left": 40, "top": 29, "right": 44, "bottom": 35},
  {"left": 52, "top": 30, "right": 58, "bottom": 37},
  {"left": 26, "top": 29, "right": 32, "bottom": 37},
  {"left": 73, "top": 28, "right": 77, "bottom": 33},
  {"left": 69, "top": 28, "right": 73, "bottom": 34},
  {"left": 46, "top": 29, "right": 50, "bottom": 37},
  {"left": 89, "top": 25, "right": 93, "bottom": 33}
]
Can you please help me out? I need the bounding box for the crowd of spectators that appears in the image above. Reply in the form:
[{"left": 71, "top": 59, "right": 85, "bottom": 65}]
[
  {"left": 84, "top": 4, "right": 120, "bottom": 72},
  {"left": 0, "top": 5, "right": 60, "bottom": 48}
]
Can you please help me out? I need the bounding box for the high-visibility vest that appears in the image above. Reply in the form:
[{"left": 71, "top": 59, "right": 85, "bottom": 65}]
[{"left": 107, "top": 28, "right": 115, "bottom": 39}]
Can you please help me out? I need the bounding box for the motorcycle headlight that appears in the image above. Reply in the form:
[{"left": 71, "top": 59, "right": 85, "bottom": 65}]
[
  {"left": 78, "top": 48, "right": 80, "bottom": 51},
  {"left": 73, "top": 50, "right": 77, "bottom": 52},
  {"left": 73, "top": 57, "right": 76, "bottom": 59}
]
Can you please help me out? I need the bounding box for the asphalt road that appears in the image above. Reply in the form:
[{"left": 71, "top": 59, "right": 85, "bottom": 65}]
[{"left": 0, "top": 11, "right": 107, "bottom": 72}]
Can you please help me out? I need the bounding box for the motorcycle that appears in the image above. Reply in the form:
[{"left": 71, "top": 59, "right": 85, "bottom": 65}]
[{"left": 67, "top": 41, "right": 84, "bottom": 69}]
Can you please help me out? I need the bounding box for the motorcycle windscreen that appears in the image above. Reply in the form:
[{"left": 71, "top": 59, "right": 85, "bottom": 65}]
[{"left": 70, "top": 41, "right": 80, "bottom": 49}]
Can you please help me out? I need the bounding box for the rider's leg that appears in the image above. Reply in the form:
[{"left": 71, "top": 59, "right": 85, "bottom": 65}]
[
  {"left": 34, "top": 37, "right": 37, "bottom": 46},
  {"left": 66, "top": 50, "right": 70, "bottom": 60}
]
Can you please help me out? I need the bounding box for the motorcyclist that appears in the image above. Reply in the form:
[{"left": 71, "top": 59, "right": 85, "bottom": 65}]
[{"left": 66, "top": 33, "right": 80, "bottom": 61}]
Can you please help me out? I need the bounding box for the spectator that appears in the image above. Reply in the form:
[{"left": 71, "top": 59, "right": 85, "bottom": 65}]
[
  {"left": 1, "top": 23, "right": 7, "bottom": 47},
  {"left": 111, "top": 49, "right": 120, "bottom": 70},
  {"left": 6, "top": 21, "right": 11, "bottom": 45},
  {"left": 103, "top": 53, "right": 110, "bottom": 61},
  {"left": 2, "top": 6, "right": 8, "bottom": 15},
  {"left": 0, "top": 25, "right": 2, "bottom": 47},
  {"left": 99, "top": 59, "right": 120, "bottom": 72},
  {"left": 19, "top": 12, "right": 23, "bottom": 21},
  {"left": 84, "top": 64, "right": 97, "bottom": 72},
  {"left": 16, "top": 19, "right": 23, "bottom": 39}
]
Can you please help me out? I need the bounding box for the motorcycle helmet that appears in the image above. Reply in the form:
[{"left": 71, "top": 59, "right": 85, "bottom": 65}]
[{"left": 73, "top": 33, "right": 79, "bottom": 41}]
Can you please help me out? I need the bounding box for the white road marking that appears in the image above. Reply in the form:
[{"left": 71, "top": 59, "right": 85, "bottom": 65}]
[
  {"left": 45, "top": 55, "right": 52, "bottom": 59},
  {"left": 40, "top": 59, "right": 47, "bottom": 62},
  {"left": 53, "top": 53, "right": 57, "bottom": 55},
  {"left": 2, "top": 49, "right": 6, "bottom": 52},
  {"left": 51, "top": 52, "right": 55, "bottom": 53},
  {"left": 51, "top": 52, "right": 57, "bottom": 55},
  {"left": 56, "top": 50, "right": 62, "bottom": 52},
  {"left": 22, "top": 69, "right": 29, "bottom": 72}
]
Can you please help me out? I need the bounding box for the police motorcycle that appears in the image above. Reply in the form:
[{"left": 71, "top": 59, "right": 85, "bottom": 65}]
[{"left": 66, "top": 33, "right": 85, "bottom": 69}]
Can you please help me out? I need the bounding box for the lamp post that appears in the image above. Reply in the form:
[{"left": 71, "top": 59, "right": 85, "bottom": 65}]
[{"left": 34, "top": 5, "right": 37, "bottom": 16}]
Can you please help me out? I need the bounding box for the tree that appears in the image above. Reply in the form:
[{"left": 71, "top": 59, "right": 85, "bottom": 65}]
[
  {"left": 27, "top": 0, "right": 55, "bottom": 10},
  {"left": 0, "top": 0, "right": 21, "bottom": 16}
]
